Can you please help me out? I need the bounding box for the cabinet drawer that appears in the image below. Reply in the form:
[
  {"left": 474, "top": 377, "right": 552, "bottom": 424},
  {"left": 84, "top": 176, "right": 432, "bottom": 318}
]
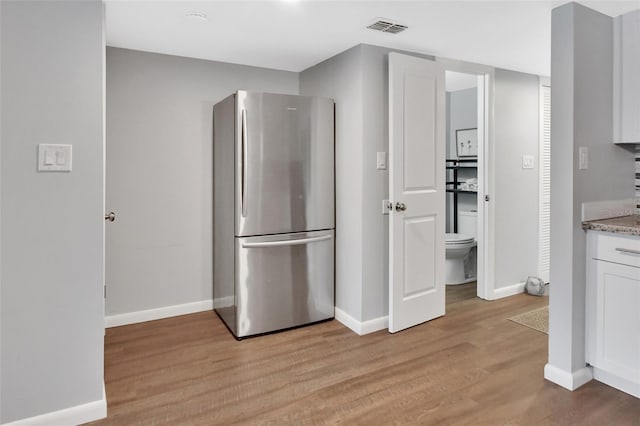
[{"left": 594, "top": 233, "right": 640, "bottom": 267}]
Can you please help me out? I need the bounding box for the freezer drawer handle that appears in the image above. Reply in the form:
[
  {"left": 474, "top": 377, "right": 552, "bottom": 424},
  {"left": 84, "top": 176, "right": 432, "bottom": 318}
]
[
  {"left": 615, "top": 247, "right": 640, "bottom": 256},
  {"left": 242, "top": 234, "right": 332, "bottom": 248}
]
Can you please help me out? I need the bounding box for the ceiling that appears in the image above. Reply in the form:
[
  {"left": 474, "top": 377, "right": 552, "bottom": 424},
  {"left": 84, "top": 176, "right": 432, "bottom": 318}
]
[
  {"left": 446, "top": 70, "right": 478, "bottom": 92},
  {"left": 105, "top": 1, "right": 640, "bottom": 77}
]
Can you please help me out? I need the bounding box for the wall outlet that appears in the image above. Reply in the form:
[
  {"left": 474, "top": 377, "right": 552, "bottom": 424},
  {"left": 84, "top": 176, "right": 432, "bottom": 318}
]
[{"left": 522, "top": 155, "right": 534, "bottom": 169}]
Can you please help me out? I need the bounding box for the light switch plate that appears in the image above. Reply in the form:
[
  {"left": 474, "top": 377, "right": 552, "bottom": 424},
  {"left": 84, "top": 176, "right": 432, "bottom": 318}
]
[
  {"left": 522, "top": 155, "right": 534, "bottom": 169},
  {"left": 382, "top": 199, "right": 390, "bottom": 215},
  {"left": 579, "top": 146, "right": 589, "bottom": 170},
  {"left": 38, "top": 144, "right": 72, "bottom": 172},
  {"left": 376, "top": 152, "right": 387, "bottom": 170}
]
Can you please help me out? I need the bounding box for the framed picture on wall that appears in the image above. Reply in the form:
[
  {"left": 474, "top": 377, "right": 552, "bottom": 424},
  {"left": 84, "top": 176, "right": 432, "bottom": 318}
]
[{"left": 456, "top": 128, "right": 478, "bottom": 158}]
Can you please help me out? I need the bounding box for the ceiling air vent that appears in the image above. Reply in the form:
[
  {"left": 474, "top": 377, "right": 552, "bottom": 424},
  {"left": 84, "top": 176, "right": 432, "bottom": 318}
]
[{"left": 367, "top": 20, "right": 408, "bottom": 34}]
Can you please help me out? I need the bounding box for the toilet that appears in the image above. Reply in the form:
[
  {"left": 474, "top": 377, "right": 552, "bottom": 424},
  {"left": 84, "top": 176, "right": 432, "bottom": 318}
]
[{"left": 445, "top": 211, "right": 477, "bottom": 285}]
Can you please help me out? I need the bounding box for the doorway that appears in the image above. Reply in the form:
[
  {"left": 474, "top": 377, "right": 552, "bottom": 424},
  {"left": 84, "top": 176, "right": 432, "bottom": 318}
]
[
  {"left": 387, "top": 54, "right": 495, "bottom": 333},
  {"left": 443, "top": 65, "right": 493, "bottom": 303}
]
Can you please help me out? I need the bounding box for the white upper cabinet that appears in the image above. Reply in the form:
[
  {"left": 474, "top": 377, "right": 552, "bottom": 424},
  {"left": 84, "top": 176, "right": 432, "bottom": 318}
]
[{"left": 613, "top": 10, "right": 640, "bottom": 144}]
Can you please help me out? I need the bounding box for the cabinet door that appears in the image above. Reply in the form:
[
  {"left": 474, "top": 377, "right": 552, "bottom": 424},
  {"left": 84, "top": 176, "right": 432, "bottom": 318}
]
[
  {"left": 614, "top": 10, "right": 640, "bottom": 143},
  {"left": 592, "top": 260, "right": 640, "bottom": 384}
]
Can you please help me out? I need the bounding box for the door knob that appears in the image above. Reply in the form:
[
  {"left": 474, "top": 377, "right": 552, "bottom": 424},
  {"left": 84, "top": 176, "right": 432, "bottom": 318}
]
[
  {"left": 395, "top": 202, "right": 407, "bottom": 212},
  {"left": 105, "top": 212, "right": 116, "bottom": 222}
]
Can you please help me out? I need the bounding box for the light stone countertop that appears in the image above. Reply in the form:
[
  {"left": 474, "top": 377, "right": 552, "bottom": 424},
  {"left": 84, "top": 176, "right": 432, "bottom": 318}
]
[{"left": 582, "top": 215, "right": 640, "bottom": 236}]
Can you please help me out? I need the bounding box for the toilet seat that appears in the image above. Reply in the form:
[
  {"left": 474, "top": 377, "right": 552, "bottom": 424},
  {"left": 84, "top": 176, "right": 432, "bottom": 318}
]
[{"left": 445, "top": 233, "right": 474, "bottom": 245}]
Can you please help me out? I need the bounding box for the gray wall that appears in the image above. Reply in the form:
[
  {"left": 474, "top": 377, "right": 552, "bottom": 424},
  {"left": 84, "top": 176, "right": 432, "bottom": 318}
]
[
  {"left": 360, "top": 45, "right": 395, "bottom": 321},
  {"left": 548, "top": 3, "right": 634, "bottom": 379},
  {"left": 448, "top": 88, "right": 478, "bottom": 159},
  {"left": 1, "top": 1, "right": 105, "bottom": 422},
  {"left": 301, "top": 44, "right": 435, "bottom": 322},
  {"left": 447, "top": 88, "right": 478, "bottom": 232},
  {"left": 299, "top": 46, "right": 365, "bottom": 320},
  {"left": 301, "top": 43, "right": 544, "bottom": 321},
  {"left": 105, "top": 48, "right": 298, "bottom": 316},
  {"left": 493, "top": 69, "right": 541, "bottom": 289},
  {"left": 636, "top": 146, "right": 640, "bottom": 213}
]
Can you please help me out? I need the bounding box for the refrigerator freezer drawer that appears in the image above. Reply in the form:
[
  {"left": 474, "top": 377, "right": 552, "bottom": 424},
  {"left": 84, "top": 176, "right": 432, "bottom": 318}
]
[{"left": 232, "top": 230, "right": 335, "bottom": 338}]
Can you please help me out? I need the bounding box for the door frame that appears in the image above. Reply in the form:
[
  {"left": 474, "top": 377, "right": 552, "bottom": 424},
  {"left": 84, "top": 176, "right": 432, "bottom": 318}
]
[
  {"left": 437, "top": 58, "right": 495, "bottom": 300},
  {"left": 101, "top": 8, "right": 107, "bottom": 332}
]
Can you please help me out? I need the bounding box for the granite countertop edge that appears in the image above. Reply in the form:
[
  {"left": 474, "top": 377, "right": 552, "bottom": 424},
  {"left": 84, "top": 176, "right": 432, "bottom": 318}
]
[{"left": 582, "top": 215, "right": 640, "bottom": 236}]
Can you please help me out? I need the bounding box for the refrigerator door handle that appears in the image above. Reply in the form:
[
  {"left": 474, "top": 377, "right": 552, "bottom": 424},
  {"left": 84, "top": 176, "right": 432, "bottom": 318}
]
[
  {"left": 241, "top": 108, "right": 248, "bottom": 217},
  {"left": 242, "top": 234, "right": 332, "bottom": 248}
]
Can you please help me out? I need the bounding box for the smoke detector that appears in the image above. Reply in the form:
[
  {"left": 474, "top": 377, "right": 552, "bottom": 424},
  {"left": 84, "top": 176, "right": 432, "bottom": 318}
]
[{"left": 367, "top": 19, "right": 408, "bottom": 34}]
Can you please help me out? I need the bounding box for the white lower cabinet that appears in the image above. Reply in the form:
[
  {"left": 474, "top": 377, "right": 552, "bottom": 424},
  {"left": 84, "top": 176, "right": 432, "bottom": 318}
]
[{"left": 586, "top": 231, "right": 640, "bottom": 398}]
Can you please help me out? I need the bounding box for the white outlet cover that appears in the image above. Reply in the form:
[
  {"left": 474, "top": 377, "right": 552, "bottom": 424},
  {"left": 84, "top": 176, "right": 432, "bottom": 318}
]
[
  {"left": 38, "top": 144, "right": 72, "bottom": 172},
  {"left": 522, "top": 155, "right": 534, "bottom": 169}
]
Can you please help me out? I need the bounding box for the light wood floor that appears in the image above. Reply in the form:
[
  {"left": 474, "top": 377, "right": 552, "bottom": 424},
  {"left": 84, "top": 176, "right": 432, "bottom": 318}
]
[{"left": 91, "top": 287, "right": 640, "bottom": 425}]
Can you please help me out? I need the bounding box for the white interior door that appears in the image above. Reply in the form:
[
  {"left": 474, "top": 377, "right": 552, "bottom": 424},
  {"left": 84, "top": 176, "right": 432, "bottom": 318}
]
[
  {"left": 388, "top": 52, "right": 446, "bottom": 333},
  {"left": 476, "top": 72, "right": 494, "bottom": 300}
]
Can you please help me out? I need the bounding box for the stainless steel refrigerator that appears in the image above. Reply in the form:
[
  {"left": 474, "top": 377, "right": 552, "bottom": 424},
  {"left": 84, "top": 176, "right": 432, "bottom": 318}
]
[{"left": 213, "top": 91, "right": 335, "bottom": 339}]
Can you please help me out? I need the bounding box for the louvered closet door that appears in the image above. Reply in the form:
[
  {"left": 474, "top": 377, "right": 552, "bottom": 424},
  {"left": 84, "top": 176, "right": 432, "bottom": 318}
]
[{"left": 538, "top": 84, "right": 551, "bottom": 283}]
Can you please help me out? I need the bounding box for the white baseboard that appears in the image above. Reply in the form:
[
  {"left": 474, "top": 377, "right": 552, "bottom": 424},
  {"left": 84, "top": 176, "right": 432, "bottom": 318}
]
[
  {"left": 361, "top": 315, "right": 389, "bottom": 335},
  {"left": 592, "top": 367, "right": 640, "bottom": 398},
  {"left": 105, "top": 299, "right": 215, "bottom": 328},
  {"left": 3, "top": 382, "right": 106, "bottom": 425},
  {"left": 334, "top": 307, "right": 361, "bottom": 334},
  {"left": 490, "top": 281, "right": 526, "bottom": 300},
  {"left": 335, "top": 307, "right": 388, "bottom": 335},
  {"left": 544, "top": 363, "right": 593, "bottom": 391}
]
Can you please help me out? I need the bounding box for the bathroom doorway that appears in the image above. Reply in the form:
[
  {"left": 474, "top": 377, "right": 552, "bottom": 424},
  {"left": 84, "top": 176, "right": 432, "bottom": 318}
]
[{"left": 440, "top": 60, "right": 494, "bottom": 303}]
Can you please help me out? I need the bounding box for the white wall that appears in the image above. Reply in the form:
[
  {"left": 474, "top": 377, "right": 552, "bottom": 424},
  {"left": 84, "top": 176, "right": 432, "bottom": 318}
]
[
  {"left": 105, "top": 48, "right": 298, "bottom": 318},
  {"left": 546, "top": 2, "right": 634, "bottom": 388},
  {"left": 1, "top": 1, "right": 105, "bottom": 422},
  {"left": 493, "top": 68, "right": 541, "bottom": 289}
]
